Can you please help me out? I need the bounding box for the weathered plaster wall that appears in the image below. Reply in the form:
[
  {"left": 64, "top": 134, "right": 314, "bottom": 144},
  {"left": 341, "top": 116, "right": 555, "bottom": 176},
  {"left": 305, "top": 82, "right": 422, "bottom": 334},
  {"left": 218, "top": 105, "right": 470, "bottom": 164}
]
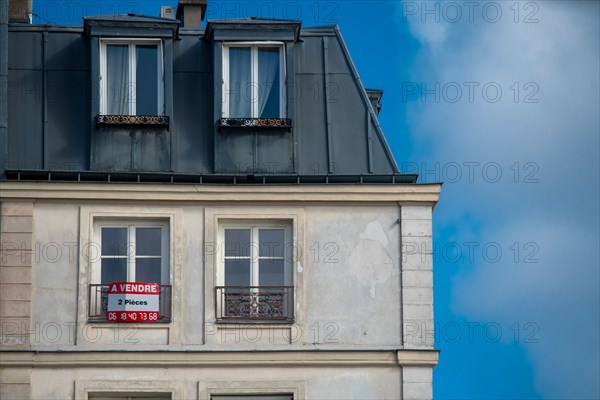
[
  {"left": 305, "top": 205, "right": 401, "bottom": 346},
  {"left": 29, "top": 365, "right": 401, "bottom": 400},
  {"left": 20, "top": 202, "right": 411, "bottom": 351},
  {"left": 1, "top": 194, "right": 437, "bottom": 399}
]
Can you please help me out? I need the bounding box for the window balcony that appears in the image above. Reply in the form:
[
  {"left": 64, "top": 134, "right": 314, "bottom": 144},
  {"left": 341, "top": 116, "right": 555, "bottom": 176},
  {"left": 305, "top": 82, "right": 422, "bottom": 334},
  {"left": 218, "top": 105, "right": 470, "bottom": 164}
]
[
  {"left": 217, "top": 118, "right": 292, "bottom": 128},
  {"left": 215, "top": 286, "right": 294, "bottom": 323},
  {"left": 95, "top": 115, "right": 170, "bottom": 126},
  {"left": 88, "top": 284, "right": 172, "bottom": 323}
]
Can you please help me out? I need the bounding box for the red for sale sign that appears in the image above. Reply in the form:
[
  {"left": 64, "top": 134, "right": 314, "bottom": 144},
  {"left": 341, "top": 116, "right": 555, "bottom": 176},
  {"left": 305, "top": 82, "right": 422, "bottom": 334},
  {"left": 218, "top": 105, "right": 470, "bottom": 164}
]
[{"left": 107, "top": 282, "right": 160, "bottom": 322}]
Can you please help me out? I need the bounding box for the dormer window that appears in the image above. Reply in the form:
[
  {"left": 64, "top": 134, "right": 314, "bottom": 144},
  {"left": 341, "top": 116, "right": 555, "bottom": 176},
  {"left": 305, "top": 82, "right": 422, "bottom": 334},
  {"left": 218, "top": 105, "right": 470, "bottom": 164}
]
[
  {"left": 100, "top": 39, "right": 164, "bottom": 116},
  {"left": 222, "top": 43, "right": 285, "bottom": 119},
  {"left": 209, "top": 19, "right": 300, "bottom": 173},
  {"left": 83, "top": 15, "right": 176, "bottom": 171}
]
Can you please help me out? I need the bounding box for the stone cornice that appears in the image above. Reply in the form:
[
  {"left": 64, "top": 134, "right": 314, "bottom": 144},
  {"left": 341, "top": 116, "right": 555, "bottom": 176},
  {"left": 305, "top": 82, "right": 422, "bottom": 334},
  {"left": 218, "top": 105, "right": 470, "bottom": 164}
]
[
  {"left": 0, "top": 182, "right": 442, "bottom": 204},
  {"left": 0, "top": 350, "right": 439, "bottom": 368}
]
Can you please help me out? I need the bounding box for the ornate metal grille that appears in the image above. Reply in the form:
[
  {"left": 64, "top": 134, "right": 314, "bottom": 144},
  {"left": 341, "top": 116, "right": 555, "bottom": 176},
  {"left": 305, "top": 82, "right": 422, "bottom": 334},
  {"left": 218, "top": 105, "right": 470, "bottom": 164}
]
[
  {"left": 216, "top": 286, "right": 294, "bottom": 322},
  {"left": 88, "top": 284, "right": 172, "bottom": 323},
  {"left": 217, "top": 118, "right": 292, "bottom": 128},
  {"left": 95, "top": 115, "right": 170, "bottom": 126}
]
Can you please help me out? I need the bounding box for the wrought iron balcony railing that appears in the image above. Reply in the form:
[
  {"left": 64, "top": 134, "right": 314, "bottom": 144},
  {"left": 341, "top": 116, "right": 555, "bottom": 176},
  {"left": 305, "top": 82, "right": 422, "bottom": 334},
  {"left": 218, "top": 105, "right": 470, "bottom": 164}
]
[
  {"left": 95, "top": 115, "right": 170, "bottom": 126},
  {"left": 217, "top": 118, "right": 292, "bottom": 128},
  {"left": 215, "top": 286, "right": 294, "bottom": 323},
  {"left": 88, "top": 284, "right": 172, "bottom": 323}
]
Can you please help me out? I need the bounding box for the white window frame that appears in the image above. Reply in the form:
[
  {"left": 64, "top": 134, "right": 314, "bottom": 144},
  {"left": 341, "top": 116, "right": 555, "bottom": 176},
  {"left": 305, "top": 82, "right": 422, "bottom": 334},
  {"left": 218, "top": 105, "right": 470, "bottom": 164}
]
[
  {"left": 77, "top": 206, "right": 183, "bottom": 346},
  {"left": 211, "top": 395, "right": 293, "bottom": 400},
  {"left": 92, "top": 220, "right": 170, "bottom": 285},
  {"left": 204, "top": 207, "right": 306, "bottom": 329},
  {"left": 199, "top": 380, "right": 306, "bottom": 400},
  {"left": 75, "top": 379, "right": 183, "bottom": 400},
  {"left": 89, "top": 395, "right": 171, "bottom": 400},
  {"left": 99, "top": 38, "right": 165, "bottom": 116},
  {"left": 222, "top": 42, "right": 286, "bottom": 118},
  {"left": 217, "top": 221, "right": 293, "bottom": 287}
]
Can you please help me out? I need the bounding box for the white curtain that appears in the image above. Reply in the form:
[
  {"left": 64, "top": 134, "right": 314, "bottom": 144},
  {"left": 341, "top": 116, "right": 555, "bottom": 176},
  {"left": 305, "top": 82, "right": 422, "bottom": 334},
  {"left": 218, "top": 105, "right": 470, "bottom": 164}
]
[
  {"left": 229, "top": 47, "right": 252, "bottom": 118},
  {"left": 257, "top": 48, "right": 280, "bottom": 118},
  {"left": 106, "top": 45, "right": 129, "bottom": 115}
]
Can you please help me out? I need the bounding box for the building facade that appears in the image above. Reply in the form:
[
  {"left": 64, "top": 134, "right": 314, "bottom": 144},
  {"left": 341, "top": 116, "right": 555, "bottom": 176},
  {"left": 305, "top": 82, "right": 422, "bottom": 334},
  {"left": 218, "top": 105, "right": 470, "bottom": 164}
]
[{"left": 0, "top": 1, "right": 441, "bottom": 399}]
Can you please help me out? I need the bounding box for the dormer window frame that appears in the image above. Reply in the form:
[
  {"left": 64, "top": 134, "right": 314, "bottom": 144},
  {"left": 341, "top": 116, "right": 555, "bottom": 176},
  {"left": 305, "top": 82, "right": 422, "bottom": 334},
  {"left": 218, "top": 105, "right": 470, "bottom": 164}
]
[
  {"left": 99, "top": 38, "right": 165, "bottom": 117},
  {"left": 221, "top": 41, "right": 287, "bottom": 119}
]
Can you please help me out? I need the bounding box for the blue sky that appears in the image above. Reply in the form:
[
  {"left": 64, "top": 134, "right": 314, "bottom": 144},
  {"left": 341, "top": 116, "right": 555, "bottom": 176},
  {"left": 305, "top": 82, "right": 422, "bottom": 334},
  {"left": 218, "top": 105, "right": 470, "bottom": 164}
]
[{"left": 31, "top": 1, "right": 600, "bottom": 399}]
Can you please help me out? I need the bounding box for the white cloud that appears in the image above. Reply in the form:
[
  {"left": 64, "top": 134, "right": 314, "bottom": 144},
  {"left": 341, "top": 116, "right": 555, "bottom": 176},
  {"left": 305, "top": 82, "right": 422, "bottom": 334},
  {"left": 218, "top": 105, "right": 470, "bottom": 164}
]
[
  {"left": 452, "top": 218, "right": 599, "bottom": 398},
  {"left": 400, "top": 1, "right": 600, "bottom": 398}
]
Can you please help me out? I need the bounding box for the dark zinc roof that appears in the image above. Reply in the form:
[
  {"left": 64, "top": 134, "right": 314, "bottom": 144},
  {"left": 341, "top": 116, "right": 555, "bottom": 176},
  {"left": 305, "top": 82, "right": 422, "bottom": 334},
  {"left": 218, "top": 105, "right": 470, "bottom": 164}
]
[
  {"left": 3, "top": 16, "right": 409, "bottom": 182},
  {"left": 84, "top": 13, "right": 181, "bottom": 24},
  {"left": 205, "top": 17, "right": 301, "bottom": 41},
  {"left": 84, "top": 13, "right": 180, "bottom": 37},
  {"left": 5, "top": 170, "right": 418, "bottom": 185}
]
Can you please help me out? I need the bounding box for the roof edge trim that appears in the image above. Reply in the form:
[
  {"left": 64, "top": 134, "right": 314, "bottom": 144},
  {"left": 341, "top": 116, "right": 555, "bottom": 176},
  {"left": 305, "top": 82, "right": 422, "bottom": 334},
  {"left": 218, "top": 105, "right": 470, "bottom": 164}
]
[
  {"left": 83, "top": 14, "right": 180, "bottom": 38},
  {"left": 205, "top": 18, "right": 301, "bottom": 42}
]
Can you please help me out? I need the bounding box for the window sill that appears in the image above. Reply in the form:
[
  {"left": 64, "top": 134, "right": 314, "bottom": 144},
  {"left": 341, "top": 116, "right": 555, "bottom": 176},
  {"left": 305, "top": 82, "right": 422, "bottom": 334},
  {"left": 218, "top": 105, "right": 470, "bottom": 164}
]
[
  {"left": 217, "top": 118, "right": 292, "bottom": 128},
  {"left": 96, "top": 115, "right": 170, "bottom": 127},
  {"left": 214, "top": 320, "right": 295, "bottom": 326},
  {"left": 87, "top": 319, "right": 172, "bottom": 324}
]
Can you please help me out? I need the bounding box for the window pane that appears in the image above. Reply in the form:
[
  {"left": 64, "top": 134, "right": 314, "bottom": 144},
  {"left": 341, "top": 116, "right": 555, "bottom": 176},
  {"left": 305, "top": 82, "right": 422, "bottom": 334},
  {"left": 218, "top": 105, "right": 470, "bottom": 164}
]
[
  {"left": 259, "top": 228, "right": 284, "bottom": 258},
  {"left": 101, "top": 227, "right": 127, "bottom": 256},
  {"left": 258, "top": 47, "right": 281, "bottom": 118},
  {"left": 106, "top": 44, "right": 130, "bottom": 115},
  {"left": 259, "top": 259, "right": 285, "bottom": 286},
  {"left": 135, "top": 258, "right": 162, "bottom": 284},
  {"left": 136, "top": 227, "right": 161, "bottom": 256},
  {"left": 225, "top": 259, "right": 251, "bottom": 286},
  {"left": 212, "top": 396, "right": 293, "bottom": 400},
  {"left": 225, "top": 228, "right": 251, "bottom": 258},
  {"left": 101, "top": 258, "right": 127, "bottom": 284},
  {"left": 91, "top": 395, "right": 171, "bottom": 400},
  {"left": 136, "top": 45, "right": 159, "bottom": 115},
  {"left": 228, "top": 47, "right": 252, "bottom": 118}
]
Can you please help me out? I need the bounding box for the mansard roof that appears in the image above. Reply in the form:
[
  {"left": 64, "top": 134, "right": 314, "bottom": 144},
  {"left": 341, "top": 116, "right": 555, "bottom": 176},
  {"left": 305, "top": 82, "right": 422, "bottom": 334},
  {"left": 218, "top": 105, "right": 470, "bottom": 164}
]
[{"left": 3, "top": 15, "right": 410, "bottom": 182}]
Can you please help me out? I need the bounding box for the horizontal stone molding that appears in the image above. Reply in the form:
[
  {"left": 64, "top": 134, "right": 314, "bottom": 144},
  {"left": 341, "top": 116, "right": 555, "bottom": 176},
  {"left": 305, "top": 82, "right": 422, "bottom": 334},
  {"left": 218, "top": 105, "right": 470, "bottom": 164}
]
[
  {"left": 0, "top": 182, "right": 441, "bottom": 204},
  {"left": 0, "top": 349, "right": 439, "bottom": 368}
]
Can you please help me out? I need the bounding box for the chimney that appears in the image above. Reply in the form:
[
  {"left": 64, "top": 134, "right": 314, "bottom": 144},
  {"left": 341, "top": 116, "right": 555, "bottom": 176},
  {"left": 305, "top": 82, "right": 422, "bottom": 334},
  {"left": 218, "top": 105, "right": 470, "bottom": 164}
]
[
  {"left": 8, "top": 0, "right": 32, "bottom": 23},
  {"left": 176, "top": 0, "right": 207, "bottom": 29},
  {"left": 160, "top": 6, "right": 176, "bottom": 20},
  {"left": 366, "top": 89, "right": 384, "bottom": 116}
]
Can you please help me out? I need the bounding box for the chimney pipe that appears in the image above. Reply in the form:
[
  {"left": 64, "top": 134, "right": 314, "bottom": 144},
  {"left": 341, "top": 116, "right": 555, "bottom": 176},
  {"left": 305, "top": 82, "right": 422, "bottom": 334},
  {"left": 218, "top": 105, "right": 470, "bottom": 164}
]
[
  {"left": 8, "top": 0, "right": 31, "bottom": 23},
  {"left": 176, "top": 0, "right": 207, "bottom": 29},
  {"left": 366, "top": 89, "right": 384, "bottom": 116}
]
